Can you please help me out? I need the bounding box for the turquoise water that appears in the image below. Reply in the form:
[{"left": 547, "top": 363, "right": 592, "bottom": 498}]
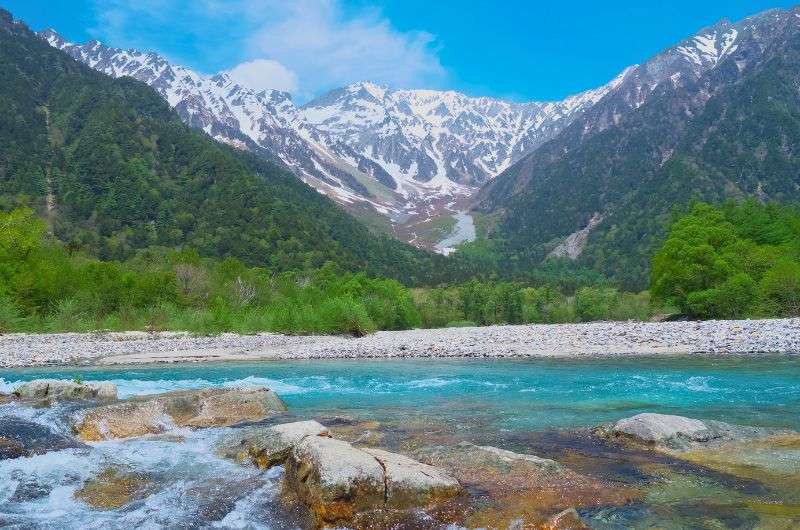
[
  {"left": 3, "top": 356, "right": 800, "bottom": 433},
  {"left": 2, "top": 356, "right": 799, "bottom": 528}
]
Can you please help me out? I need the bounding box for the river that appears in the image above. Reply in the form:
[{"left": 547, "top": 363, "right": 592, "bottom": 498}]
[{"left": 1, "top": 356, "right": 799, "bottom": 528}]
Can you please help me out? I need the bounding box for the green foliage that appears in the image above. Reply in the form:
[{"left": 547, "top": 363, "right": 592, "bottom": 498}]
[
  {"left": 651, "top": 201, "right": 800, "bottom": 318},
  {"left": 477, "top": 31, "right": 800, "bottom": 290},
  {"left": 0, "top": 12, "right": 441, "bottom": 286}
]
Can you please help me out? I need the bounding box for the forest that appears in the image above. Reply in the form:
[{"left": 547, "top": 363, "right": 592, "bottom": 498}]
[{"left": 2, "top": 201, "right": 794, "bottom": 336}]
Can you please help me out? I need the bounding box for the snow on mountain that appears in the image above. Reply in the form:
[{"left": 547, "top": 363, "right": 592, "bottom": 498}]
[
  {"left": 38, "top": 10, "right": 762, "bottom": 248},
  {"left": 39, "top": 28, "right": 629, "bottom": 233}
]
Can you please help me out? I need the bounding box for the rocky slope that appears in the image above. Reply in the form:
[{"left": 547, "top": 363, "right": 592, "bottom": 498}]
[{"left": 476, "top": 7, "right": 800, "bottom": 288}]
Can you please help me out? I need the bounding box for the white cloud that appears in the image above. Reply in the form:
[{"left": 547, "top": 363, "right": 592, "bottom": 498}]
[
  {"left": 243, "top": 0, "right": 447, "bottom": 100},
  {"left": 89, "top": 0, "right": 446, "bottom": 101},
  {"left": 227, "top": 59, "right": 298, "bottom": 94}
]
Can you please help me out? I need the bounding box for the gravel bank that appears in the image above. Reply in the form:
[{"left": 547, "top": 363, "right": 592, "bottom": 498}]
[{"left": 1, "top": 318, "right": 798, "bottom": 368}]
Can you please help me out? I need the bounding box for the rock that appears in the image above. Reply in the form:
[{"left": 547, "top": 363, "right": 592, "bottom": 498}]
[
  {"left": 0, "top": 437, "right": 25, "bottom": 460},
  {"left": 221, "top": 420, "right": 329, "bottom": 468},
  {"left": 74, "top": 387, "right": 287, "bottom": 441},
  {"left": 361, "top": 448, "right": 464, "bottom": 510},
  {"left": 605, "top": 413, "right": 785, "bottom": 451},
  {"left": 0, "top": 418, "right": 84, "bottom": 459},
  {"left": 544, "top": 507, "right": 590, "bottom": 529},
  {"left": 13, "top": 379, "right": 117, "bottom": 401},
  {"left": 612, "top": 413, "right": 708, "bottom": 443},
  {"left": 412, "top": 443, "right": 637, "bottom": 529},
  {"left": 286, "top": 436, "right": 385, "bottom": 526},
  {"left": 74, "top": 468, "right": 153, "bottom": 509},
  {"left": 284, "top": 436, "right": 462, "bottom": 527}
]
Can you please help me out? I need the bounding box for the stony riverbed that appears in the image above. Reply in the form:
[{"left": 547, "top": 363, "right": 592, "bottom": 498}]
[{"left": 0, "top": 318, "right": 798, "bottom": 368}]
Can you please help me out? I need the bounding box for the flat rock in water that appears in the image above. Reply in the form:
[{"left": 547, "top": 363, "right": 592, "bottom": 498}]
[
  {"left": 412, "top": 443, "right": 636, "bottom": 528},
  {"left": 221, "top": 419, "right": 329, "bottom": 468},
  {"left": 612, "top": 413, "right": 709, "bottom": 443},
  {"left": 13, "top": 379, "right": 117, "bottom": 401},
  {"left": 74, "top": 387, "right": 288, "bottom": 441}
]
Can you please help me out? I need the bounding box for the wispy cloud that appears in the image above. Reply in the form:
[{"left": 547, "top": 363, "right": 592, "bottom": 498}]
[{"left": 88, "top": 0, "right": 446, "bottom": 101}]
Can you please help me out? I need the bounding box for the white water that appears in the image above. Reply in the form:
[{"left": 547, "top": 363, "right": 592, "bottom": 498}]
[{"left": 434, "top": 212, "right": 476, "bottom": 255}]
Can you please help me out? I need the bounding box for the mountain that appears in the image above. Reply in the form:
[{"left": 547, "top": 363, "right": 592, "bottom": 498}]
[
  {"left": 475, "top": 7, "right": 800, "bottom": 289},
  {"left": 0, "top": 8, "right": 440, "bottom": 284},
  {"left": 39, "top": 29, "right": 627, "bottom": 246}
]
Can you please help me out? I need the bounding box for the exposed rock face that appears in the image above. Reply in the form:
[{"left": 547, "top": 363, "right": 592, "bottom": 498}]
[
  {"left": 74, "top": 387, "right": 287, "bottom": 441},
  {"left": 13, "top": 379, "right": 117, "bottom": 401},
  {"left": 612, "top": 413, "right": 709, "bottom": 443},
  {"left": 221, "top": 420, "right": 329, "bottom": 468},
  {"left": 285, "top": 436, "right": 464, "bottom": 527}
]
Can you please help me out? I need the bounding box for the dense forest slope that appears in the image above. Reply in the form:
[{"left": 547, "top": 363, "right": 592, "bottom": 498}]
[
  {"left": 476, "top": 8, "right": 800, "bottom": 289},
  {"left": 0, "top": 9, "right": 440, "bottom": 284}
]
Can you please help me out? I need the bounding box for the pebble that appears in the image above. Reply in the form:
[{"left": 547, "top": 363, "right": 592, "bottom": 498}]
[{"left": 0, "top": 318, "right": 798, "bottom": 368}]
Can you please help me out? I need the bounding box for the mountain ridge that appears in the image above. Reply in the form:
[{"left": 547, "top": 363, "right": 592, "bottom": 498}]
[{"left": 39, "top": 28, "right": 630, "bottom": 245}]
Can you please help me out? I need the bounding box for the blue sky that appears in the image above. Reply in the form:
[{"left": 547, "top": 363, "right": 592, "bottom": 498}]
[{"left": 4, "top": 1, "right": 798, "bottom": 103}]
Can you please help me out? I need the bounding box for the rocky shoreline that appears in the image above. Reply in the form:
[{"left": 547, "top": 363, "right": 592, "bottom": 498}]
[
  {"left": 1, "top": 318, "right": 799, "bottom": 368},
  {"left": 2, "top": 379, "right": 799, "bottom": 528}
]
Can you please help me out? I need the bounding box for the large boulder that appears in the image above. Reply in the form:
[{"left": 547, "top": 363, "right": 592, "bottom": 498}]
[
  {"left": 74, "top": 387, "right": 287, "bottom": 441},
  {"left": 285, "top": 436, "right": 464, "bottom": 527},
  {"left": 286, "top": 436, "right": 385, "bottom": 525},
  {"left": 611, "top": 413, "right": 709, "bottom": 444},
  {"left": 13, "top": 379, "right": 117, "bottom": 401},
  {"left": 220, "top": 420, "right": 329, "bottom": 468}
]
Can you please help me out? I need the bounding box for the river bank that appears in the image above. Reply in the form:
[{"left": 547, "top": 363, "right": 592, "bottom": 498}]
[{"left": 1, "top": 318, "right": 798, "bottom": 368}]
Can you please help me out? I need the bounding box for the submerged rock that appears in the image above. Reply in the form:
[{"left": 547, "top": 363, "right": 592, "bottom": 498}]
[
  {"left": 284, "top": 435, "right": 463, "bottom": 527},
  {"left": 74, "top": 387, "right": 288, "bottom": 441},
  {"left": 74, "top": 467, "right": 153, "bottom": 510},
  {"left": 220, "top": 419, "right": 329, "bottom": 468},
  {"left": 413, "top": 442, "right": 636, "bottom": 528},
  {"left": 13, "top": 379, "right": 117, "bottom": 401},
  {"left": 0, "top": 417, "right": 84, "bottom": 460}
]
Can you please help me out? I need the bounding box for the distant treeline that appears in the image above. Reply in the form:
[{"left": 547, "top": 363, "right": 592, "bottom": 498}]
[{"left": 1, "top": 201, "right": 797, "bottom": 335}]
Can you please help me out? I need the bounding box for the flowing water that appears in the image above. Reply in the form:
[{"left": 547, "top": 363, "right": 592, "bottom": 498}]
[{"left": 1, "top": 356, "right": 799, "bottom": 528}]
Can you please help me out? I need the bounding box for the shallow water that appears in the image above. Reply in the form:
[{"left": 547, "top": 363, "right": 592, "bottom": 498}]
[
  {"left": 2, "top": 356, "right": 799, "bottom": 528},
  {"left": 434, "top": 212, "right": 476, "bottom": 254}
]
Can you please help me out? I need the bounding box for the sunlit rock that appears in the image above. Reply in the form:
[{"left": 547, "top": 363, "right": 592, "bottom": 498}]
[
  {"left": 285, "top": 436, "right": 463, "bottom": 527},
  {"left": 220, "top": 419, "right": 329, "bottom": 468},
  {"left": 74, "top": 387, "right": 287, "bottom": 441},
  {"left": 13, "top": 379, "right": 117, "bottom": 401}
]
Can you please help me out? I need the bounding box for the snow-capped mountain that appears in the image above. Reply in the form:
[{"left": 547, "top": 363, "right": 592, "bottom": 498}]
[
  {"left": 38, "top": 28, "right": 627, "bottom": 233},
  {"left": 37, "top": 8, "right": 780, "bottom": 250}
]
